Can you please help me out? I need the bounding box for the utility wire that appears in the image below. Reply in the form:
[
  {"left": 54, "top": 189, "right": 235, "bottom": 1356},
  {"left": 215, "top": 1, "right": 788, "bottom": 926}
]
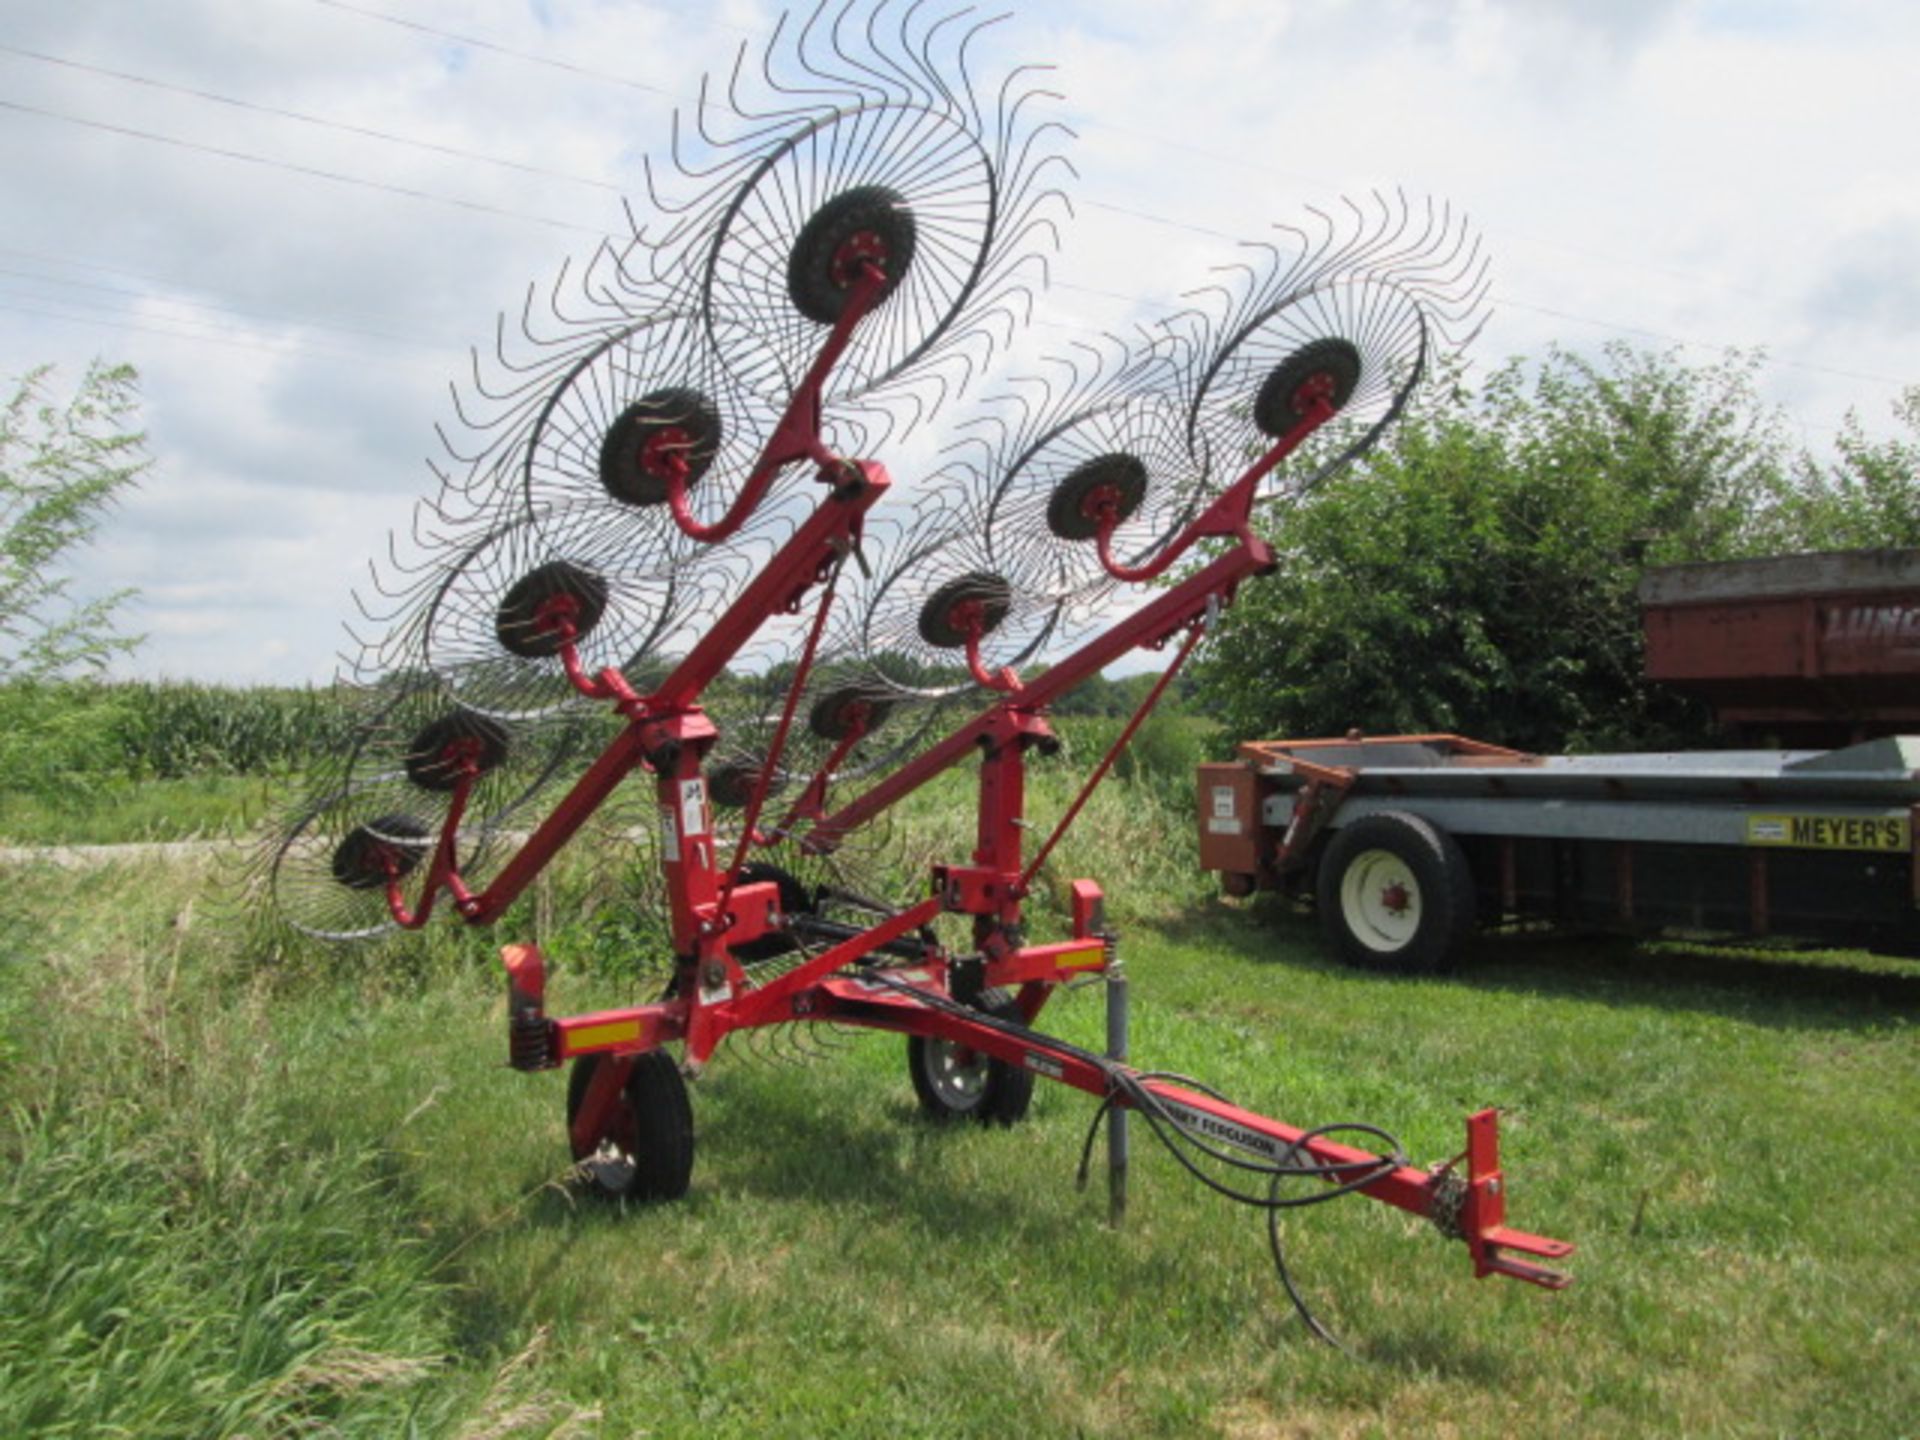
[
  {"left": 297, "top": 0, "right": 1823, "bottom": 320},
  {"left": 0, "top": 243, "right": 465, "bottom": 346},
  {"left": 0, "top": 262, "right": 451, "bottom": 352},
  {"left": 0, "top": 297, "right": 428, "bottom": 366},
  {"left": 0, "top": 97, "right": 612, "bottom": 237},
  {"left": 3, "top": 28, "right": 1907, "bottom": 393},
  {"left": 307, "top": 0, "right": 690, "bottom": 97},
  {"left": 0, "top": 41, "right": 622, "bottom": 192}
]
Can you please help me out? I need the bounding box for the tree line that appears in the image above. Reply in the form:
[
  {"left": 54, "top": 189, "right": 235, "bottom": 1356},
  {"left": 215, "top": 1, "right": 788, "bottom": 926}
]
[
  {"left": 1190, "top": 344, "right": 1920, "bottom": 753},
  {"left": 9, "top": 345, "right": 1916, "bottom": 763}
]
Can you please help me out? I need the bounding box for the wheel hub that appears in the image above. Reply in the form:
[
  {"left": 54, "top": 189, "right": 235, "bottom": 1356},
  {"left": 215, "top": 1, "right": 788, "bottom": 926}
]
[{"left": 1339, "top": 848, "right": 1423, "bottom": 953}]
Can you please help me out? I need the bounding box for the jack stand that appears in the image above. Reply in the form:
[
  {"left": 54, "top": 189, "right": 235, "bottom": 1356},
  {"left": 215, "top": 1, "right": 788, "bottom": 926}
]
[{"left": 1106, "top": 957, "right": 1129, "bottom": 1225}]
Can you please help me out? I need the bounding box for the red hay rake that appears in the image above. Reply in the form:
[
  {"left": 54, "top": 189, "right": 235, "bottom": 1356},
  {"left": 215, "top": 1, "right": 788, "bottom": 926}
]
[{"left": 266, "top": 0, "right": 1571, "bottom": 1339}]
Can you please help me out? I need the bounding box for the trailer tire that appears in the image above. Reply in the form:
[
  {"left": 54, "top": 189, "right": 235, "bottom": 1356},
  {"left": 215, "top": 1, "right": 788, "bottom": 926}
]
[
  {"left": 907, "top": 988, "right": 1035, "bottom": 1126},
  {"left": 1316, "top": 811, "right": 1474, "bottom": 974},
  {"left": 566, "top": 1050, "right": 695, "bottom": 1201}
]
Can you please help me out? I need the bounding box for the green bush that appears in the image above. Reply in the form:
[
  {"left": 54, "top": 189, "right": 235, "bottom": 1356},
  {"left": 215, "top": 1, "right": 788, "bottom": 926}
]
[{"left": 1192, "top": 344, "right": 1919, "bottom": 754}]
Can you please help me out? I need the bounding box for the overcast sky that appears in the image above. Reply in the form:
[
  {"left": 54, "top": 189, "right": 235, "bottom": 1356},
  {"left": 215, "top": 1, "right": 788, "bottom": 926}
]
[{"left": 4, "top": 0, "right": 1916, "bottom": 685}]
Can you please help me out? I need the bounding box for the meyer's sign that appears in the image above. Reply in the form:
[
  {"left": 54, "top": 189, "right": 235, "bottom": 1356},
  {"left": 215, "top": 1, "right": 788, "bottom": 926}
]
[{"left": 1745, "top": 813, "right": 1911, "bottom": 853}]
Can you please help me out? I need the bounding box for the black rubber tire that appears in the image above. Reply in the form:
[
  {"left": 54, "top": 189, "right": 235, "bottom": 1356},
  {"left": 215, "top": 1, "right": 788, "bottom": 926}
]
[
  {"left": 1315, "top": 811, "right": 1474, "bottom": 974},
  {"left": 329, "top": 813, "right": 430, "bottom": 890},
  {"left": 494, "top": 560, "right": 609, "bottom": 658},
  {"left": 566, "top": 1050, "right": 695, "bottom": 1201},
  {"left": 907, "top": 988, "right": 1035, "bottom": 1126},
  {"left": 597, "top": 387, "right": 721, "bottom": 507},
  {"left": 786, "top": 185, "right": 917, "bottom": 325}
]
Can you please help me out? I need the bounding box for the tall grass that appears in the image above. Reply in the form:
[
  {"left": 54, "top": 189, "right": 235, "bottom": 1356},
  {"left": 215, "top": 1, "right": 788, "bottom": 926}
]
[
  {"left": 0, "top": 858, "right": 599, "bottom": 1438},
  {"left": 4, "top": 693, "right": 1914, "bottom": 1432},
  {"left": 3, "top": 848, "right": 1915, "bottom": 1436}
]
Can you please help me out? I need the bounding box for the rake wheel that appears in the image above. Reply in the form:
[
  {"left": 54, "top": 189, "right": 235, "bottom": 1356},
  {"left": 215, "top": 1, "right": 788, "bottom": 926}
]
[
  {"left": 494, "top": 560, "right": 611, "bottom": 660},
  {"left": 1252, "top": 337, "right": 1363, "bottom": 437},
  {"left": 330, "top": 813, "right": 431, "bottom": 891},
  {"left": 1046, "top": 452, "right": 1149, "bottom": 541},
  {"left": 403, "top": 710, "right": 513, "bottom": 792},
  {"left": 419, "top": 507, "right": 678, "bottom": 719},
  {"left": 701, "top": 103, "right": 996, "bottom": 404},
  {"left": 1185, "top": 279, "right": 1432, "bottom": 506},
  {"left": 809, "top": 683, "right": 896, "bottom": 741}
]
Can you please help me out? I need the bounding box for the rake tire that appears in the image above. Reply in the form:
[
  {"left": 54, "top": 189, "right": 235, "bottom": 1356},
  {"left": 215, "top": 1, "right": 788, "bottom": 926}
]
[
  {"left": 907, "top": 988, "right": 1035, "bottom": 1126},
  {"left": 566, "top": 1050, "right": 694, "bottom": 1202}
]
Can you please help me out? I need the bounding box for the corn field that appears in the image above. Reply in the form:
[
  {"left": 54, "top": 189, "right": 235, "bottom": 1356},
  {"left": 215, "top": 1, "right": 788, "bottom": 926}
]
[{"left": 0, "top": 680, "right": 363, "bottom": 788}]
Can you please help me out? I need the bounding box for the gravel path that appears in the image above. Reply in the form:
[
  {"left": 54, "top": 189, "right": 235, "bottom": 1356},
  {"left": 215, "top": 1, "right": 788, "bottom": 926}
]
[{"left": 0, "top": 839, "right": 243, "bottom": 867}]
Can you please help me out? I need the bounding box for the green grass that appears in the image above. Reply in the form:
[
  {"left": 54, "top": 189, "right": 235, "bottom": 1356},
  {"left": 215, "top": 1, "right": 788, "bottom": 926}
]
[
  {"left": 0, "top": 773, "right": 285, "bottom": 845},
  {"left": 2, "top": 839, "right": 1915, "bottom": 1437}
]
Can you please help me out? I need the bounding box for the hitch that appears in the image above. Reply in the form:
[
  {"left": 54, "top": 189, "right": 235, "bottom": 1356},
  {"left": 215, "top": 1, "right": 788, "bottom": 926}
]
[{"left": 1455, "top": 1108, "right": 1573, "bottom": 1289}]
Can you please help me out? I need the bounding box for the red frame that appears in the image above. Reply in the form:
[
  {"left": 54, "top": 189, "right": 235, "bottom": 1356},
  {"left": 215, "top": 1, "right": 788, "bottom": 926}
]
[{"left": 376, "top": 269, "right": 1573, "bottom": 1292}]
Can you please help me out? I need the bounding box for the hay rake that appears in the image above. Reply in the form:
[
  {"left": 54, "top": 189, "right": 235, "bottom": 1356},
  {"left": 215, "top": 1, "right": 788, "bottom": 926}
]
[{"left": 268, "top": 0, "right": 1571, "bottom": 1335}]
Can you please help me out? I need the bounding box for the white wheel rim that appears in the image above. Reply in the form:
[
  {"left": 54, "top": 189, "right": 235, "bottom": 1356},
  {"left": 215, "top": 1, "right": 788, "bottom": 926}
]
[
  {"left": 924, "top": 1038, "right": 989, "bottom": 1109},
  {"left": 1339, "top": 848, "right": 1422, "bottom": 953},
  {"left": 581, "top": 1144, "right": 638, "bottom": 1193}
]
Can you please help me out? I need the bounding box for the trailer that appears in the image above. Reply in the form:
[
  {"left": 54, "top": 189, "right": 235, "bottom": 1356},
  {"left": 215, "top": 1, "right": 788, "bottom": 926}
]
[
  {"left": 1198, "top": 733, "right": 1920, "bottom": 972},
  {"left": 1640, "top": 548, "right": 1920, "bottom": 747}
]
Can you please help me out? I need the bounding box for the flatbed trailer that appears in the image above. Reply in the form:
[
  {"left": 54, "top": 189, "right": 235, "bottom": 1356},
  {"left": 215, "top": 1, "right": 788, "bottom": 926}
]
[{"left": 1198, "top": 734, "right": 1920, "bottom": 971}]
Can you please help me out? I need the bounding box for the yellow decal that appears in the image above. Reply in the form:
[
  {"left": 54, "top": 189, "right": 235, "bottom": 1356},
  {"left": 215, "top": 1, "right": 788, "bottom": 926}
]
[
  {"left": 1745, "top": 813, "right": 1910, "bottom": 853},
  {"left": 568, "top": 1018, "right": 644, "bottom": 1052}
]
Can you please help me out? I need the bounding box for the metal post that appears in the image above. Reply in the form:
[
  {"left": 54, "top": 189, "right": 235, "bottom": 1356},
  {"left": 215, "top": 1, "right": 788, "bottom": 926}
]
[{"left": 1106, "top": 958, "right": 1129, "bottom": 1225}]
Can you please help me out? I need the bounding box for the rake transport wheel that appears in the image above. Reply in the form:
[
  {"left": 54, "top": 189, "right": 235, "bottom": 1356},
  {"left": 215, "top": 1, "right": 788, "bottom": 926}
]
[
  {"left": 1314, "top": 811, "right": 1475, "bottom": 975},
  {"left": 566, "top": 1051, "right": 695, "bottom": 1201},
  {"left": 907, "top": 989, "right": 1035, "bottom": 1125}
]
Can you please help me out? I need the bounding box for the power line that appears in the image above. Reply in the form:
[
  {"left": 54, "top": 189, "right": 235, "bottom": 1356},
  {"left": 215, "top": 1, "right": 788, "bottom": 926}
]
[
  {"left": 0, "top": 97, "right": 611, "bottom": 237},
  {"left": 0, "top": 296, "right": 430, "bottom": 366},
  {"left": 1493, "top": 298, "right": 1908, "bottom": 389},
  {"left": 0, "top": 42, "right": 622, "bottom": 193},
  {"left": 1051, "top": 205, "right": 1911, "bottom": 390},
  {"left": 0, "top": 261, "right": 451, "bottom": 352},
  {"left": 0, "top": 243, "right": 463, "bottom": 344},
  {"left": 301, "top": 0, "right": 1798, "bottom": 316},
  {"left": 3, "top": 30, "right": 1905, "bottom": 395},
  {"left": 296, "top": 0, "right": 1908, "bottom": 385},
  {"left": 307, "top": 0, "right": 694, "bottom": 97}
]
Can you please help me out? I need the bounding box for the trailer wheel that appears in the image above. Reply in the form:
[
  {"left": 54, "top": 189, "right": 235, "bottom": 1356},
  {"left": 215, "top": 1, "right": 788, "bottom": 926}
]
[
  {"left": 1316, "top": 812, "right": 1474, "bottom": 974},
  {"left": 566, "top": 1051, "right": 695, "bottom": 1201},
  {"left": 907, "top": 988, "right": 1034, "bottom": 1125}
]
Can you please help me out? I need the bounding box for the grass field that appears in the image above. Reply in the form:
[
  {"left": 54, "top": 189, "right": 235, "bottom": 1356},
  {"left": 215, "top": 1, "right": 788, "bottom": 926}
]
[
  {"left": 0, "top": 773, "right": 285, "bottom": 845},
  {"left": 3, "top": 802, "right": 1916, "bottom": 1437}
]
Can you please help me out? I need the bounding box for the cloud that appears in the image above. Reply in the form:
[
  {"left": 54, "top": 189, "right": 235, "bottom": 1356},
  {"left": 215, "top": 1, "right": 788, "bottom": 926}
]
[
  {"left": 3, "top": 0, "right": 1916, "bottom": 684},
  {"left": 1812, "top": 220, "right": 1920, "bottom": 338}
]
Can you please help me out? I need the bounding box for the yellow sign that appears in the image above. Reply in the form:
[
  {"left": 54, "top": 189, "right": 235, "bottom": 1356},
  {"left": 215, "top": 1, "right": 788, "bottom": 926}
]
[{"left": 1745, "top": 813, "right": 1910, "bottom": 853}]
